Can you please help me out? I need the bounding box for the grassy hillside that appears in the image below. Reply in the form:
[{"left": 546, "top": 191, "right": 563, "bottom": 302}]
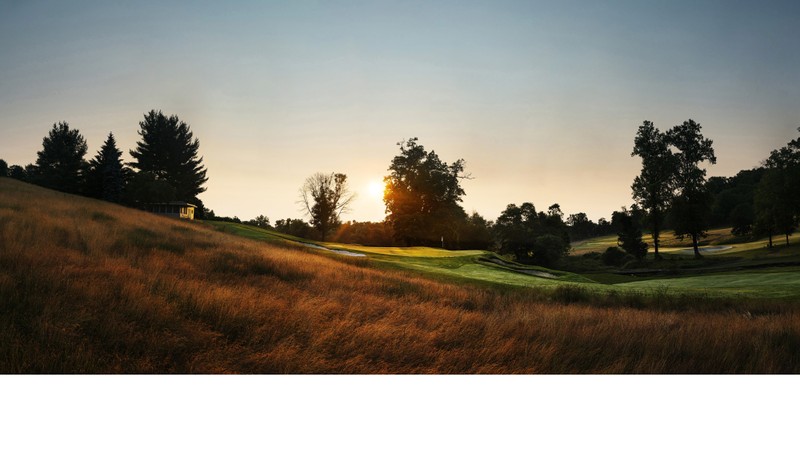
[{"left": 2, "top": 177, "right": 800, "bottom": 373}]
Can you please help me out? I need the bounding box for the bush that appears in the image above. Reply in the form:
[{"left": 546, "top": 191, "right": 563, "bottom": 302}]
[{"left": 602, "top": 246, "right": 627, "bottom": 266}]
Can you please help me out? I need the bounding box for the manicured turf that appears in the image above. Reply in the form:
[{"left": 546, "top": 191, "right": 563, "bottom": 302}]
[{"left": 207, "top": 221, "right": 800, "bottom": 300}]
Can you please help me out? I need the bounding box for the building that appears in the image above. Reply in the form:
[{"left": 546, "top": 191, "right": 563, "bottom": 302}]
[{"left": 144, "top": 202, "right": 196, "bottom": 220}]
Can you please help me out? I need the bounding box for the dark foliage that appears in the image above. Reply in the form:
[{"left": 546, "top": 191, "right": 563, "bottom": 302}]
[
  {"left": 666, "top": 119, "right": 716, "bottom": 258},
  {"left": 612, "top": 209, "right": 648, "bottom": 260},
  {"left": 631, "top": 120, "right": 676, "bottom": 259},
  {"left": 493, "top": 202, "right": 570, "bottom": 266},
  {"left": 274, "top": 218, "right": 313, "bottom": 239},
  {"left": 129, "top": 110, "right": 208, "bottom": 205},
  {"left": 384, "top": 138, "right": 469, "bottom": 247},
  {"left": 32, "top": 122, "right": 88, "bottom": 194},
  {"left": 331, "top": 221, "right": 395, "bottom": 246},
  {"left": 84, "top": 133, "right": 130, "bottom": 203}
]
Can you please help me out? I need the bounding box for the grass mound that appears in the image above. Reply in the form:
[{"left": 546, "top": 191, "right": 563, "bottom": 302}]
[{"left": 2, "top": 177, "right": 800, "bottom": 373}]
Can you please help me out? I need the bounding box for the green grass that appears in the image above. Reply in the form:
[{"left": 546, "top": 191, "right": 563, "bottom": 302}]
[{"left": 206, "top": 221, "right": 800, "bottom": 301}]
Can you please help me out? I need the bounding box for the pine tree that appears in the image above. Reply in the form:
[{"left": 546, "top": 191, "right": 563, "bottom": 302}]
[
  {"left": 86, "top": 133, "right": 127, "bottom": 202},
  {"left": 33, "top": 122, "right": 88, "bottom": 194},
  {"left": 129, "top": 110, "right": 208, "bottom": 204}
]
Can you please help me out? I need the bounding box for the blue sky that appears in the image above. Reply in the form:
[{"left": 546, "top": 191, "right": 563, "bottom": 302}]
[{"left": 1, "top": 0, "right": 798, "bottom": 222}]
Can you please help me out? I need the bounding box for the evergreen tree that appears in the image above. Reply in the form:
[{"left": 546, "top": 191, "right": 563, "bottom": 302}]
[
  {"left": 129, "top": 110, "right": 208, "bottom": 204},
  {"left": 33, "top": 122, "right": 88, "bottom": 194},
  {"left": 86, "top": 132, "right": 128, "bottom": 202}
]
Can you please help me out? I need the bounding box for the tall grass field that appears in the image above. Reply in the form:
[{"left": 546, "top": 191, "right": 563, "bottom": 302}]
[{"left": 2, "top": 177, "right": 800, "bottom": 373}]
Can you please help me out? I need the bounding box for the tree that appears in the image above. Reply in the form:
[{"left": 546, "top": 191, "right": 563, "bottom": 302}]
[
  {"left": 300, "top": 172, "right": 355, "bottom": 241},
  {"left": 32, "top": 122, "right": 88, "bottom": 194},
  {"left": 493, "top": 202, "right": 570, "bottom": 266},
  {"left": 384, "top": 138, "right": 468, "bottom": 246},
  {"left": 666, "top": 119, "right": 716, "bottom": 258},
  {"left": 249, "top": 215, "right": 271, "bottom": 229},
  {"left": 7, "top": 165, "right": 27, "bottom": 181},
  {"left": 758, "top": 128, "right": 800, "bottom": 246},
  {"left": 274, "top": 218, "right": 313, "bottom": 239},
  {"left": 85, "top": 132, "right": 128, "bottom": 202},
  {"left": 0, "top": 159, "right": 7, "bottom": 177},
  {"left": 612, "top": 209, "right": 648, "bottom": 260},
  {"left": 754, "top": 169, "right": 796, "bottom": 247},
  {"left": 129, "top": 110, "right": 208, "bottom": 205},
  {"left": 631, "top": 120, "right": 677, "bottom": 260}
]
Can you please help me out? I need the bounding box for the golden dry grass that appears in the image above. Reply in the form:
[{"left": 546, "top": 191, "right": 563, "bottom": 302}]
[{"left": 2, "top": 177, "right": 800, "bottom": 373}]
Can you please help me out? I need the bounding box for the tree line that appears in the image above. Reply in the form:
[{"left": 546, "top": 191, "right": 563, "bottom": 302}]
[
  {"left": 278, "top": 123, "right": 799, "bottom": 267},
  {"left": 0, "top": 110, "right": 209, "bottom": 216},
  {"left": 3, "top": 114, "right": 797, "bottom": 267}
]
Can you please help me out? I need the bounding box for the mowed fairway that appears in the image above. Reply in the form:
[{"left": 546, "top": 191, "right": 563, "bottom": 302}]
[
  {"left": 3, "top": 177, "right": 800, "bottom": 374},
  {"left": 211, "top": 221, "right": 800, "bottom": 300}
]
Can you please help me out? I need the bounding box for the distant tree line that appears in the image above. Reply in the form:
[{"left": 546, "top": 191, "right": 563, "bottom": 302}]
[
  {"left": 629, "top": 121, "right": 800, "bottom": 257},
  {"left": 5, "top": 114, "right": 797, "bottom": 267},
  {"left": 1, "top": 110, "right": 209, "bottom": 216}
]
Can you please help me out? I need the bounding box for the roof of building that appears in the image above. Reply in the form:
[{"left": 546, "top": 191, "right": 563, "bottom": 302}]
[{"left": 146, "top": 202, "right": 197, "bottom": 208}]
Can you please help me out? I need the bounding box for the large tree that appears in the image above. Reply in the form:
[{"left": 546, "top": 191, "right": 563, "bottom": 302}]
[
  {"left": 666, "top": 119, "right": 716, "bottom": 258},
  {"left": 85, "top": 132, "right": 128, "bottom": 203},
  {"left": 753, "top": 170, "right": 795, "bottom": 248},
  {"left": 755, "top": 128, "right": 800, "bottom": 246},
  {"left": 383, "top": 138, "right": 468, "bottom": 246},
  {"left": 300, "top": 172, "right": 355, "bottom": 241},
  {"left": 33, "top": 122, "right": 88, "bottom": 194},
  {"left": 493, "top": 202, "right": 570, "bottom": 266},
  {"left": 0, "top": 159, "right": 7, "bottom": 177},
  {"left": 631, "top": 120, "right": 676, "bottom": 260},
  {"left": 129, "top": 110, "right": 208, "bottom": 205}
]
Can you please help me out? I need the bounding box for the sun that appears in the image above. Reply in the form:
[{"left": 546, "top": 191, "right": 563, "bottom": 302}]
[{"left": 367, "top": 180, "right": 384, "bottom": 199}]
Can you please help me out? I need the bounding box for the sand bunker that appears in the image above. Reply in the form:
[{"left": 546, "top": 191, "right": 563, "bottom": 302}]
[
  {"left": 301, "top": 242, "right": 366, "bottom": 257},
  {"left": 677, "top": 245, "right": 733, "bottom": 255}
]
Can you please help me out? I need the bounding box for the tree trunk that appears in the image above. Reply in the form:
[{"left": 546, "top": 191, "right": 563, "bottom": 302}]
[
  {"left": 652, "top": 217, "right": 661, "bottom": 260},
  {"left": 787, "top": 234, "right": 790, "bottom": 246},
  {"left": 768, "top": 233, "right": 773, "bottom": 249},
  {"left": 692, "top": 233, "right": 701, "bottom": 258}
]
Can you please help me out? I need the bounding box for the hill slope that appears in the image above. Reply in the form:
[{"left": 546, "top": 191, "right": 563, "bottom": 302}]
[{"left": 2, "top": 177, "right": 800, "bottom": 373}]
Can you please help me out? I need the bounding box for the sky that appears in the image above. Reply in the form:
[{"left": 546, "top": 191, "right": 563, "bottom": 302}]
[{"left": 1, "top": 0, "right": 799, "bottom": 222}]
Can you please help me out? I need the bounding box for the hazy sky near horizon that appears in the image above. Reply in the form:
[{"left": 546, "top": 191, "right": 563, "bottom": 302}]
[{"left": 1, "top": 0, "right": 799, "bottom": 222}]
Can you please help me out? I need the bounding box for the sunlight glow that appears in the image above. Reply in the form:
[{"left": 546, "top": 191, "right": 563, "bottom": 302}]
[{"left": 368, "top": 180, "right": 385, "bottom": 200}]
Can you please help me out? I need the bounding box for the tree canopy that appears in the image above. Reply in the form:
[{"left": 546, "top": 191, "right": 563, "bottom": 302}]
[
  {"left": 383, "top": 138, "right": 468, "bottom": 246},
  {"left": 666, "top": 119, "right": 716, "bottom": 258},
  {"left": 85, "top": 132, "right": 128, "bottom": 203},
  {"left": 300, "top": 172, "right": 355, "bottom": 241},
  {"left": 33, "top": 122, "right": 88, "bottom": 194},
  {"left": 631, "top": 120, "right": 676, "bottom": 259},
  {"left": 493, "top": 202, "right": 570, "bottom": 266},
  {"left": 129, "top": 110, "right": 208, "bottom": 205}
]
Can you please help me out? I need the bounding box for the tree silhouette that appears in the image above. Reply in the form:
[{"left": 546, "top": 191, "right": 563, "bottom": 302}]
[
  {"left": 666, "top": 119, "right": 716, "bottom": 258},
  {"left": 754, "top": 170, "right": 795, "bottom": 247},
  {"left": 0, "top": 159, "right": 7, "bottom": 177},
  {"left": 129, "top": 110, "right": 208, "bottom": 204},
  {"left": 383, "top": 138, "right": 468, "bottom": 246},
  {"left": 85, "top": 132, "right": 128, "bottom": 203},
  {"left": 32, "top": 122, "right": 88, "bottom": 194},
  {"left": 612, "top": 209, "right": 648, "bottom": 260},
  {"left": 300, "top": 172, "right": 355, "bottom": 242},
  {"left": 631, "top": 120, "right": 676, "bottom": 260},
  {"left": 493, "top": 202, "right": 570, "bottom": 266}
]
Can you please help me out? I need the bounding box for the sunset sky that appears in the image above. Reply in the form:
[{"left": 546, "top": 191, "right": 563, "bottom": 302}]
[{"left": 1, "top": 0, "right": 798, "bottom": 222}]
